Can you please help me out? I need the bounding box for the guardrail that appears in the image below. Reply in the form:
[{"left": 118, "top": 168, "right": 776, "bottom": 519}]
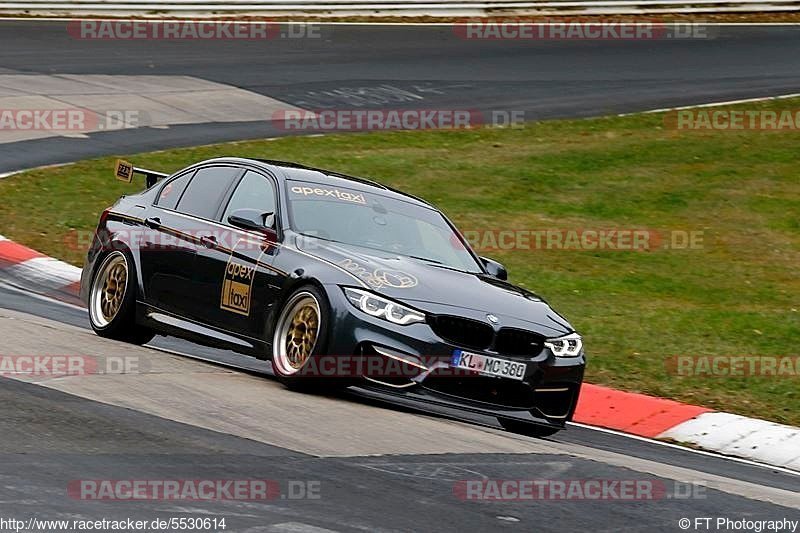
[{"left": 1, "top": 0, "right": 798, "bottom": 15}]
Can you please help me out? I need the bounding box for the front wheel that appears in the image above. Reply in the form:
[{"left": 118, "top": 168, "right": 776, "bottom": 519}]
[
  {"left": 88, "top": 250, "right": 154, "bottom": 345},
  {"left": 271, "top": 285, "right": 348, "bottom": 392},
  {"left": 498, "top": 417, "right": 562, "bottom": 438}
]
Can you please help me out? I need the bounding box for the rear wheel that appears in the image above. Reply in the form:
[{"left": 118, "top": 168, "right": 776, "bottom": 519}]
[
  {"left": 498, "top": 417, "right": 561, "bottom": 438},
  {"left": 88, "top": 250, "right": 154, "bottom": 345},
  {"left": 271, "top": 285, "right": 348, "bottom": 392}
]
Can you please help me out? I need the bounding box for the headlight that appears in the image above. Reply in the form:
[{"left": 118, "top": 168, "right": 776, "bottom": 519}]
[
  {"left": 342, "top": 287, "right": 425, "bottom": 326},
  {"left": 545, "top": 333, "right": 583, "bottom": 357}
]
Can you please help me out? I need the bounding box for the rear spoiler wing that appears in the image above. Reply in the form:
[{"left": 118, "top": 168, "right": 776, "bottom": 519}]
[{"left": 114, "top": 159, "right": 169, "bottom": 188}]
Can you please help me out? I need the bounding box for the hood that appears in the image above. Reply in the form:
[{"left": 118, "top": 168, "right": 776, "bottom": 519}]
[{"left": 297, "top": 237, "right": 573, "bottom": 335}]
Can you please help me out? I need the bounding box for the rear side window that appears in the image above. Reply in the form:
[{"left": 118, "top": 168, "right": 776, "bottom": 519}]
[
  {"left": 156, "top": 172, "right": 193, "bottom": 210},
  {"left": 176, "top": 166, "right": 240, "bottom": 220}
]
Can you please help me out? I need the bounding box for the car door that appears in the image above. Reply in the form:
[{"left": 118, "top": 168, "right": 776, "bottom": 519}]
[
  {"left": 192, "top": 169, "right": 285, "bottom": 342},
  {"left": 140, "top": 165, "right": 242, "bottom": 320},
  {"left": 139, "top": 169, "right": 196, "bottom": 315}
]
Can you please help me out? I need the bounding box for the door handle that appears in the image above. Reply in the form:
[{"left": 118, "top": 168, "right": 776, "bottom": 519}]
[
  {"left": 200, "top": 235, "right": 217, "bottom": 248},
  {"left": 144, "top": 217, "right": 161, "bottom": 229}
]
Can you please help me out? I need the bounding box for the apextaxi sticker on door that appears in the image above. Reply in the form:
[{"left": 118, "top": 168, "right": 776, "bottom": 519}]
[{"left": 220, "top": 260, "right": 255, "bottom": 316}]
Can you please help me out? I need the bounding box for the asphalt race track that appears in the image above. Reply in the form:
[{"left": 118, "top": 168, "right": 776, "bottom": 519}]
[
  {"left": 1, "top": 22, "right": 800, "bottom": 171},
  {"left": 0, "top": 21, "right": 799, "bottom": 532}
]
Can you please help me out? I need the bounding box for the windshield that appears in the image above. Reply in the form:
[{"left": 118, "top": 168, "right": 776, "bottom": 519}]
[{"left": 286, "top": 180, "right": 482, "bottom": 273}]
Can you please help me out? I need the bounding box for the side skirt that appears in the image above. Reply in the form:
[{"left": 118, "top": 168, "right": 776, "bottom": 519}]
[{"left": 136, "top": 302, "right": 271, "bottom": 359}]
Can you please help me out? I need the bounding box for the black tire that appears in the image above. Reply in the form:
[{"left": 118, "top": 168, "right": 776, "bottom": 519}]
[
  {"left": 87, "top": 250, "right": 154, "bottom": 345},
  {"left": 498, "top": 417, "right": 562, "bottom": 438},
  {"left": 270, "top": 285, "right": 349, "bottom": 392}
]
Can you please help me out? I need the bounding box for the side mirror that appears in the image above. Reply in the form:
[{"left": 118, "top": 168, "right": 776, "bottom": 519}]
[
  {"left": 228, "top": 208, "right": 277, "bottom": 240},
  {"left": 480, "top": 256, "right": 508, "bottom": 280}
]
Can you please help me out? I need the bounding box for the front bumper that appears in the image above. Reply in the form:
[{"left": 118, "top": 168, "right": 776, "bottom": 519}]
[{"left": 324, "top": 285, "right": 585, "bottom": 429}]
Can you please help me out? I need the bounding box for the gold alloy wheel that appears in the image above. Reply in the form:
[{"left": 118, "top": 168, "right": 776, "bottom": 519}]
[
  {"left": 89, "top": 252, "right": 129, "bottom": 328},
  {"left": 285, "top": 305, "right": 320, "bottom": 369},
  {"left": 273, "top": 292, "right": 322, "bottom": 376}
]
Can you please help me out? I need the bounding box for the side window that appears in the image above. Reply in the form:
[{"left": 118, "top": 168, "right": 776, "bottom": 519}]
[
  {"left": 222, "top": 171, "right": 277, "bottom": 226},
  {"left": 156, "top": 171, "right": 193, "bottom": 210},
  {"left": 176, "top": 166, "right": 240, "bottom": 220}
]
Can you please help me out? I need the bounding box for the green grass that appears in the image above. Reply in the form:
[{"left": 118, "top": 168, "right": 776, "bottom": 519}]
[{"left": 1, "top": 100, "right": 798, "bottom": 425}]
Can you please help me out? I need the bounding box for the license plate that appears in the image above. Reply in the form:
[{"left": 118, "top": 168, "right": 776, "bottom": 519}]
[{"left": 450, "top": 350, "right": 527, "bottom": 381}]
